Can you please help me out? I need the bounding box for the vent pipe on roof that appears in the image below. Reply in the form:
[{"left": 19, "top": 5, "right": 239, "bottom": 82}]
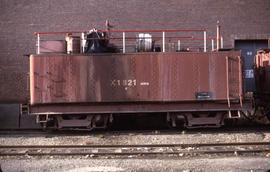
[{"left": 216, "top": 21, "right": 221, "bottom": 51}]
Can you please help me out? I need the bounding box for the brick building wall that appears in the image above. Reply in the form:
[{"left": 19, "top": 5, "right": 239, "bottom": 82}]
[{"left": 0, "top": 0, "right": 270, "bottom": 102}]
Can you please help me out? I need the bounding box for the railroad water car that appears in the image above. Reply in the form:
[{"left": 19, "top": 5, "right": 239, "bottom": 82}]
[{"left": 28, "top": 23, "right": 261, "bottom": 130}]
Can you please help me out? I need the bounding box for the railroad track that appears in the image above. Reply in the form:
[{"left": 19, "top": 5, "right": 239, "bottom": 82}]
[
  {"left": 0, "top": 142, "right": 270, "bottom": 157},
  {"left": 1, "top": 126, "right": 270, "bottom": 136}
]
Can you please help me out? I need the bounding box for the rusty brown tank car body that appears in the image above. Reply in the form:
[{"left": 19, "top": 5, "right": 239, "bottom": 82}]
[
  {"left": 30, "top": 51, "right": 242, "bottom": 104},
  {"left": 29, "top": 51, "right": 252, "bottom": 129}
]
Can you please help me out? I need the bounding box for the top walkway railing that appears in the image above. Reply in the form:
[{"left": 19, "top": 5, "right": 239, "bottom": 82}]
[{"left": 34, "top": 28, "right": 223, "bottom": 54}]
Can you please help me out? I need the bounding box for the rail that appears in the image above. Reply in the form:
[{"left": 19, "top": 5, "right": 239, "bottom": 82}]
[
  {"left": 1, "top": 142, "right": 269, "bottom": 157},
  {"left": 34, "top": 28, "right": 212, "bottom": 54}
]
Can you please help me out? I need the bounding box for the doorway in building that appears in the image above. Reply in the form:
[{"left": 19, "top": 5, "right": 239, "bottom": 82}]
[{"left": 235, "top": 40, "right": 268, "bottom": 92}]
